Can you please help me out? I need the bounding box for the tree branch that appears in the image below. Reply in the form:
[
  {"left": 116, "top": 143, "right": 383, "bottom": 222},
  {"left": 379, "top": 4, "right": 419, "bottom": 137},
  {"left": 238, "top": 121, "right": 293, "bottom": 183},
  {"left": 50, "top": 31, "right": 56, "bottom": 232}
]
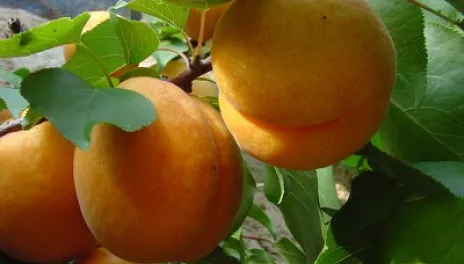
[
  {"left": 0, "top": 117, "right": 24, "bottom": 137},
  {"left": 170, "top": 56, "right": 213, "bottom": 93}
]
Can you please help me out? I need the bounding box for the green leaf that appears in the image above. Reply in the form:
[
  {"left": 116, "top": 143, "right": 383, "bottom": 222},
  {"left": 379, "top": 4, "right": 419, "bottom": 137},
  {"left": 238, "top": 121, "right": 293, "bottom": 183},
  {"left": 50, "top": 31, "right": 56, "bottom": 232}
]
[
  {"left": 229, "top": 159, "right": 256, "bottom": 235},
  {"left": 274, "top": 238, "right": 306, "bottom": 264},
  {"left": 222, "top": 235, "right": 247, "bottom": 264},
  {"left": 246, "top": 249, "right": 275, "bottom": 264},
  {"left": 63, "top": 19, "right": 126, "bottom": 85},
  {"left": 109, "top": 12, "right": 160, "bottom": 64},
  {"left": 330, "top": 171, "right": 408, "bottom": 262},
  {"left": 154, "top": 38, "right": 189, "bottom": 71},
  {"left": 247, "top": 204, "right": 277, "bottom": 240},
  {"left": 444, "top": 0, "right": 464, "bottom": 15},
  {"left": 201, "top": 96, "right": 219, "bottom": 111},
  {"left": 0, "top": 69, "right": 22, "bottom": 89},
  {"left": 120, "top": 0, "right": 189, "bottom": 30},
  {"left": 381, "top": 197, "right": 464, "bottom": 263},
  {"left": 263, "top": 165, "right": 287, "bottom": 204},
  {"left": 21, "top": 108, "right": 44, "bottom": 130},
  {"left": 275, "top": 169, "right": 324, "bottom": 264},
  {"left": 315, "top": 225, "right": 362, "bottom": 264},
  {"left": 0, "top": 87, "right": 28, "bottom": 118},
  {"left": 118, "top": 67, "right": 161, "bottom": 83},
  {"left": 20, "top": 68, "right": 156, "bottom": 150},
  {"left": 187, "top": 246, "right": 240, "bottom": 264},
  {"left": 316, "top": 166, "right": 341, "bottom": 212},
  {"left": 0, "top": 13, "right": 90, "bottom": 58},
  {"left": 13, "top": 68, "right": 30, "bottom": 79},
  {"left": 164, "top": 0, "right": 232, "bottom": 9},
  {"left": 414, "top": 161, "right": 464, "bottom": 198},
  {"left": 373, "top": 0, "right": 464, "bottom": 162}
]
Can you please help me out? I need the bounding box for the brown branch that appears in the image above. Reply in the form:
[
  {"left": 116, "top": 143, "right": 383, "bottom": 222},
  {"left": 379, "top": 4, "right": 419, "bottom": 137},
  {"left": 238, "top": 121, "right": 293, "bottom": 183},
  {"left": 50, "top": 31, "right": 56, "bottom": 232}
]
[
  {"left": 170, "top": 56, "right": 213, "bottom": 93},
  {"left": 0, "top": 117, "right": 24, "bottom": 137}
]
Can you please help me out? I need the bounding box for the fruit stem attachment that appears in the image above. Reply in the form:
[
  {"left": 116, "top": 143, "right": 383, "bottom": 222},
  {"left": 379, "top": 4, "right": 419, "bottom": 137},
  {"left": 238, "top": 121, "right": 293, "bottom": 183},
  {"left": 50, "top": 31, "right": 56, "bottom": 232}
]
[
  {"left": 406, "top": 0, "right": 464, "bottom": 30},
  {"left": 170, "top": 56, "right": 212, "bottom": 93},
  {"left": 0, "top": 117, "right": 24, "bottom": 137},
  {"left": 192, "top": 8, "right": 208, "bottom": 63},
  {"left": 76, "top": 43, "right": 115, "bottom": 88}
]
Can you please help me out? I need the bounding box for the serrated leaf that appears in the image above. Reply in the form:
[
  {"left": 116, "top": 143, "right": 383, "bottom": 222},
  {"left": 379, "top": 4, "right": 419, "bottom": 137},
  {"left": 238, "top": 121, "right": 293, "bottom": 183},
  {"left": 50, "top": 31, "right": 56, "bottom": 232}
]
[
  {"left": 165, "top": 0, "right": 232, "bottom": 9},
  {"left": 20, "top": 68, "right": 156, "bottom": 150},
  {"left": 274, "top": 238, "right": 306, "bottom": 264},
  {"left": 246, "top": 249, "right": 275, "bottom": 264},
  {"left": 63, "top": 19, "right": 126, "bottom": 85},
  {"left": 0, "top": 13, "right": 90, "bottom": 58},
  {"left": 315, "top": 225, "right": 362, "bottom": 264},
  {"left": 109, "top": 12, "right": 160, "bottom": 64},
  {"left": 0, "top": 87, "right": 28, "bottom": 118},
  {"left": 0, "top": 69, "right": 22, "bottom": 89},
  {"left": 330, "top": 171, "right": 409, "bottom": 262},
  {"left": 229, "top": 159, "right": 256, "bottom": 235},
  {"left": 414, "top": 161, "right": 464, "bottom": 198},
  {"left": 120, "top": 0, "right": 189, "bottom": 30},
  {"left": 381, "top": 197, "right": 464, "bottom": 263},
  {"left": 247, "top": 204, "right": 277, "bottom": 240},
  {"left": 373, "top": 0, "right": 464, "bottom": 162},
  {"left": 263, "top": 165, "right": 287, "bottom": 204},
  {"left": 275, "top": 169, "right": 324, "bottom": 264},
  {"left": 187, "top": 246, "right": 240, "bottom": 264}
]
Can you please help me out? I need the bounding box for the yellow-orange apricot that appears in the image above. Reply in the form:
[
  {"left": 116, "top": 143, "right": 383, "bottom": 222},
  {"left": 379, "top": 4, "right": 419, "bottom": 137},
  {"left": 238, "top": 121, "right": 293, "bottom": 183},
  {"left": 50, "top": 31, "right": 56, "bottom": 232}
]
[
  {"left": 0, "top": 122, "right": 97, "bottom": 263},
  {"left": 76, "top": 248, "right": 140, "bottom": 264}
]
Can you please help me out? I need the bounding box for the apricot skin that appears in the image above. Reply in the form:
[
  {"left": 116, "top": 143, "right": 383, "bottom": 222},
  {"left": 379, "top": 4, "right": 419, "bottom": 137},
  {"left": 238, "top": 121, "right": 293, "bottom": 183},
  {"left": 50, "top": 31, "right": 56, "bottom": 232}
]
[
  {"left": 73, "top": 77, "right": 220, "bottom": 262},
  {"left": 185, "top": 2, "right": 232, "bottom": 42},
  {"left": 218, "top": 93, "right": 389, "bottom": 170},
  {"left": 211, "top": 0, "right": 396, "bottom": 127},
  {"left": 177, "top": 97, "right": 243, "bottom": 260},
  {"left": 0, "top": 122, "right": 97, "bottom": 263},
  {"left": 76, "top": 248, "right": 140, "bottom": 264}
]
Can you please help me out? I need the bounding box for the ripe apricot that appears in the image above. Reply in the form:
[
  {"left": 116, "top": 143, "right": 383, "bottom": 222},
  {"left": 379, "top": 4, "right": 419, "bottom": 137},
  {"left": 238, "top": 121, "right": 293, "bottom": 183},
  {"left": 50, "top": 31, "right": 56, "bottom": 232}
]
[
  {"left": 77, "top": 248, "right": 140, "bottom": 264},
  {"left": 0, "top": 122, "right": 97, "bottom": 263},
  {"left": 185, "top": 2, "right": 232, "bottom": 42},
  {"left": 73, "top": 77, "right": 221, "bottom": 262},
  {"left": 218, "top": 92, "right": 389, "bottom": 170},
  {"left": 177, "top": 97, "right": 243, "bottom": 260},
  {"left": 211, "top": 0, "right": 396, "bottom": 127}
]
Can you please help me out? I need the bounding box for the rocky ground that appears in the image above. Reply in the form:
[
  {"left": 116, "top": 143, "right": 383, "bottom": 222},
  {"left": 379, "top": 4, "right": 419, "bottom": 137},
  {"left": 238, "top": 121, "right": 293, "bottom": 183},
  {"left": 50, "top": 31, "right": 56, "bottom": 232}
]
[{"left": 0, "top": 3, "right": 353, "bottom": 263}]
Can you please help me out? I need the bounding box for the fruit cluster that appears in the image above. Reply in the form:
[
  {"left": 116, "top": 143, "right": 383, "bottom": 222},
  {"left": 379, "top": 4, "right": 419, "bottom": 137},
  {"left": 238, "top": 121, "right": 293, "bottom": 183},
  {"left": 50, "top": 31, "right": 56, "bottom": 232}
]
[{"left": 0, "top": 0, "right": 397, "bottom": 262}]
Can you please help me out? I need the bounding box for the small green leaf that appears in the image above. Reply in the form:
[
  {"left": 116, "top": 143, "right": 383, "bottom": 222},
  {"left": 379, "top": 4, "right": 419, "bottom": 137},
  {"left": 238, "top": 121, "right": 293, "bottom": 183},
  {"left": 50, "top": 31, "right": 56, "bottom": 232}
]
[
  {"left": 187, "top": 246, "right": 240, "bottom": 264},
  {"left": 0, "top": 69, "right": 22, "bottom": 89},
  {"left": 316, "top": 166, "right": 341, "bottom": 212},
  {"left": 330, "top": 171, "right": 409, "bottom": 262},
  {"left": 222, "top": 235, "right": 247, "bottom": 264},
  {"left": 0, "top": 87, "right": 28, "bottom": 118},
  {"left": 120, "top": 0, "right": 189, "bottom": 30},
  {"left": 247, "top": 204, "right": 277, "bottom": 240},
  {"left": 229, "top": 159, "right": 256, "bottom": 235},
  {"left": 201, "top": 96, "right": 219, "bottom": 111},
  {"left": 246, "top": 249, "right": 275, "bottom": 264},
  {"left": 315, "top": 225, "right": 362, "bottom": 264},
  {"left": 154, "top": 38, "right": 189, "bottom": 71},
  {"left": 21, "top": 108, "right": 44, "bottom": 130},
  {"left": 118, "top": 67, "right": 161, "bottom": 83},
  {"left": 164, "top": 0, "right": 232, "bottom": 9},
  {"left": 263, "top": 165, "right": 287, "bottom": 204},
  {"left": 13, "top": 68, "right": 30, "bottom": 79},
  {"left": 109, "top": 12, "right": 160, "bottom": 64},
  {"left": 0, "top": 13, "right": 90, "bottom": 58},
  {"left": 274, "top": 238, "right": 306, "bottom": 264},
  {"left": 381, "top": 197, "right": 464, "bottom": 263},
  {"left": 20, "top": 68, "right": 156, "bottom": 150},
  {"left": 414, "top": 161, "right": 464, "bottom": 198},
  {"left": 275, "top": 169, "right": 324, "bottom": 264}
]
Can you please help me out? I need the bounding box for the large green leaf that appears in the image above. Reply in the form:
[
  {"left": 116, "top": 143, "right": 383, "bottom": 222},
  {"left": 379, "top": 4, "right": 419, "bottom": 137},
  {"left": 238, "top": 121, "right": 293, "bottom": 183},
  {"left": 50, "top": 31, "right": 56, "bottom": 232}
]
[
  {"left": 0, "top": 13, "right": 89, "bottom": 58},
  {"left": 0, "top": 87, "right": 28, "bottom": 118},
  {"left": 274, "top": 238, "right": 306, "bottom": 264},
  {"left": 381, "top": 197, "right": 464, "bottom": 263},
  {"left": 165, "top": 0, "right": 232, "bottom": 9},
  {"left": 276, "top": 169, "right": 324, "bottom": 264},
  {"left": 263, "top": 165, "right": 287, "bottom": 205},
  {"left": 414, "top": 161, "right": 464, "bottom": 198},
  {"left": 371, "top": 0, "right": 464, "bottom": 162},
  {"left": 315, "top": 225, "right": 362, "bottom": 264},
  {"left": 20, "top": 68, "right": 156, "bottom": 150},
  {"left": 246, "top": 249, "right": 275, "bottom": 264},
  {"left": 247, "top": 204, "right": 277, "bottom": 240}
]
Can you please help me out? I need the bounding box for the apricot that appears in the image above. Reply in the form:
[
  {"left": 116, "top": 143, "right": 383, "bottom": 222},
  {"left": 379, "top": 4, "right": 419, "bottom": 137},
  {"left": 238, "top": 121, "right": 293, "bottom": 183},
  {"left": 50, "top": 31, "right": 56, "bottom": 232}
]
[
  {"left": 0, "top": 110, "right": 12, "bottom": 123},
  {"left": 218, "top": 92, "right": 389, "bottom": 170},
  {"left": 0, "top": 122, "right": 97, "bottom": 263},
  {"left": 211, "top": 0, "right": 396, "bottom": 127},
  {"left": 177, "top": 96, "right": 243, "bottom": 260},
  {"left": 73, "top": 77, "right": 223, "bottom": 262},
  {"left": 185, "top": 2, "right": 232, "bottom": 42},
  {"left": 77, "top": 248, "right": 140, "bottom": 264}
]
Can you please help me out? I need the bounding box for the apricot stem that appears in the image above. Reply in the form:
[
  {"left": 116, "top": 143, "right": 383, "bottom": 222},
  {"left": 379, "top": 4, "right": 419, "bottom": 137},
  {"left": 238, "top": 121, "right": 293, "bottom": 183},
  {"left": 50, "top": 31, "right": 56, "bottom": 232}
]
[
  {"left": 0, "top": 117, "right": 24, "bottom": 137},
  {"left": 170, "top": 56, "right": 212, "bottom": 93},
  {"left": 406, "top": 0, "right": 464, "bottom": 30}
]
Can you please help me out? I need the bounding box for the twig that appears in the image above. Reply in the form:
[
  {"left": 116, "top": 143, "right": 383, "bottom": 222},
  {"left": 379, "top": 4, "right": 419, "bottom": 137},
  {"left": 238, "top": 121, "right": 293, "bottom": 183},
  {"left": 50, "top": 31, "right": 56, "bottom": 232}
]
[
  {"left": 0, "top": 117, "right": 24, "bottom": 137},
  {"left": 170, "top": 56, "right": 212, "bottom": 93},
  {"left": 407, "top": 0, "right": 464, "bottom": 30}
]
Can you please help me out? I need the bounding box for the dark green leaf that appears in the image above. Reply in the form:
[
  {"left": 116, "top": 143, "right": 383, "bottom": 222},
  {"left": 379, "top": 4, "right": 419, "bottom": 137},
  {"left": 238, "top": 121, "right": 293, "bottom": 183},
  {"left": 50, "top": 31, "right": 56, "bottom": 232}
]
[
  {"left": 201, "top": 96, "right": 219, "bottom": 111},
  {"left": 109, "top": 12, "right": 160, "bottom": 64},
  {"left": 165, "top": 0, "right": 232, "bottom": 9},
  {"left": 247, "top": 204, "right": 277, "bottom": 240},
  {"left": 21, "top": 108, "right": 44, "bottom": 130},
  {"left": 414, "top": 161, "right": 464, "bottom": 198},
  {"left": 0, "top": 13, "right": 90, "bottom": 58},
  {"left": 246, "top": 249, "right": 275, "bottom": 264},
  {"left": 316, "top": 166, "right": 341, "bottom": 212},
  {"left": 274, "top": 238, "right": 306, "bottom": 264},
  {"left": 222, "top": 235, "right": 247, "bottom": 264},
  {"left": 12, "top": 68, "right": 30, "bottom": 79},
  {"left": 20, "top": 68, "right": 156, "bottom": 150},
  {"left": 228, "top": 159, "right": 256, "bottom": 235},
  {"left": 330, "top": 171, "right": 409, "bottom": 262},
  {"left": 118, "top": 67, "right": 161, "bottom": 83},
  {"left": 444, "top": 0, "right": 464, "bottom": 15},
  {"left": 187, "top": 246, "right": 240, "bottom": 264},
  {"left": 381, "top": 197, "right": 464, "bottom": 263},
  {"left": 0, "top": 87, "right": 28, "bottom": 118},
  {"left": 315, "top": 225, "right": 362, "bottom": 264},
  {"left": 276, "top": 169, "right": 323, "bottom": 264},
  {"left": 263, "top": 165, "right": 287, "bottom": 204},
  {"left": 0, "top": 69, "right": 22, "bottom": 89},
  {"left": 63, "top": 19, "right": 126, "bottom": 85}
]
